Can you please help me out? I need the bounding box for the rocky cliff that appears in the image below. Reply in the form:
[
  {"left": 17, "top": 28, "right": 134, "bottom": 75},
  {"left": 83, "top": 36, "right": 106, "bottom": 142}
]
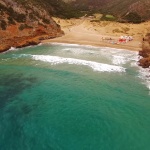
[
  {"left": 139, "top": 34, "right": 150, "bottom": 68},
  {"left": 0, "top": 0, "right": 64, "bottom": 52}
]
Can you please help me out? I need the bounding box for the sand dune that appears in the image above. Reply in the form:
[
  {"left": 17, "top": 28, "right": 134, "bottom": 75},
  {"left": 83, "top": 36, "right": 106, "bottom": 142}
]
[{"left": 43, "top": 17, "right": 150, "bottom": 51}]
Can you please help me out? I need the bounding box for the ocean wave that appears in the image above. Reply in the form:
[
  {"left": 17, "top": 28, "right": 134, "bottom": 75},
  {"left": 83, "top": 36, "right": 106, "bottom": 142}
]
[
  {"left": 138, "top": 67, "right": 150, "bottom": 90},
  {"left": 49, "top": 42, "right": 80, "bottom": 47},
  {"left": 112, "top": 54, "right": 138, "bottom": 65},
  {"left": 9, "top": 47, "right": 17, "bottom": 51},
  {"left": 12, "top": 54, "right": 32, "bottom": 59},
  {"left": 49, "top": 42, "right": 101, "bottom": 49},
  {"left": 1, "top": 47, "right": 18, "bottom": 54},
  {"left": 98, "top": 48, "right": 138, "bottom": 65},
  {"left": 32, "top": 55, "right": 126, "bottom": 72},
  {"left": 43, "top": 43, "right": 138, "bottom": 66},
  {"left": 61, "top": 47, "right": 97, "bottom": 55},
  {"left": 60, "top": 45, "right": 138, "bottom": 65}
]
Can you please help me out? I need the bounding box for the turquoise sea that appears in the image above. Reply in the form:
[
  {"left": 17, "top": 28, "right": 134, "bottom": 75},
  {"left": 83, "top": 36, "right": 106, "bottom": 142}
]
[{"left": 0, "top": 43, "right": 150, "bottom": 150}]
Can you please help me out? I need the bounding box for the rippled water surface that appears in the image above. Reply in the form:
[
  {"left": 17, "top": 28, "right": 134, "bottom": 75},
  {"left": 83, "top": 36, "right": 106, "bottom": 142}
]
[{"left": 0, "top": 43, "right": 150, "bottom": 150}]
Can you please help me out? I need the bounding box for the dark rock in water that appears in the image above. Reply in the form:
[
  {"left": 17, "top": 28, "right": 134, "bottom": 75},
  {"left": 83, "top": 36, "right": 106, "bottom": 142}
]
[
  {"left": 139, "top": 50, "right": 149, "bottom": 58},
  {"left": 139, "top": 57, "right": 150, "bottom": 68}
]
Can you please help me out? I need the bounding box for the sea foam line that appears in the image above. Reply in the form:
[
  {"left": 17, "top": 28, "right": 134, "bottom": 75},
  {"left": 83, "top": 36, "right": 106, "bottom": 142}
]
[
  {"left": 49, "top": 42, "right": 80, "bottom": 47},
  {"left": 59, "top": 44, "right": 138, "bottom": 66},
  {"left": 138, "top": 67, "right": 150, "bottom": 90},
  {"left": 32, "top": 55, "right": 126, "bottom": 72},
  {"left": 49, "top": 42, "right": 104, "bottom": 49}
]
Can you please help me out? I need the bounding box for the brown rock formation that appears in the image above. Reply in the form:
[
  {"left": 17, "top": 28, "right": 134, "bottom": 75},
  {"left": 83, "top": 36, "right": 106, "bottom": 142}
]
[
  {"left": 0, "top": 28, "right": 64, "bottom": 53},
  {"left": 139, "top": 34, "right": 150, "bottom": 68},
  {"left": 0, "top": 0, "right": 64, "bottom": 53}
]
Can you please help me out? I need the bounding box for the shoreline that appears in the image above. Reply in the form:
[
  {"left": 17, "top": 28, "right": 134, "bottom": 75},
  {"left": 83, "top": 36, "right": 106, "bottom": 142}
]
[
  {"left": 0, "top": 34, "right": 63, "bottom": 54},
  {"left": 42, "top": 18, "right": 144, "bottom": 52},
  {"left": 42, "top": 38, "right": 141, "bottom": 52},
  {"left": 1, "top": 18, "right": 147, "bottom": 53},
  {"left": 0, "top": 36, "right": 141, "bottom": 54},
  {"left": 1, "top": 18, "right": 147, "bottom": 54}
]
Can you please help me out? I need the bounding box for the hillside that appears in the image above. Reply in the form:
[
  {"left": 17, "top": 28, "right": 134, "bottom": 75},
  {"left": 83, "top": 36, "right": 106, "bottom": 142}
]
[
  {"left": 0, "top": 0, "right": 64, "bottom": 52},
  {"left": 103, "top": 0, "right": 150, "bottom": 21},
  {"left": 69, "top": 0, "right": 150, "bottom": 22}
]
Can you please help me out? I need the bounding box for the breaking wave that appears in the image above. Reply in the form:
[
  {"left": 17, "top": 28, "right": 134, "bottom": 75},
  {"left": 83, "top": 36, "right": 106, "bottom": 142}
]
[
  {"left": 32, "top": 55, "right": 126, "bottom": 72},
  {"left": 138, "top": 67, "right": 150, "bottom": 90}
]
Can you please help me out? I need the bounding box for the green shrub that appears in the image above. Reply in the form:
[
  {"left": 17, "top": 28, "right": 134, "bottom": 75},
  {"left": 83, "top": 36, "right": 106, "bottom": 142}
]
[
  {"left": 0, "top": 20, "right": 7, "bottom": 30},
  {"left": 19, "top": 24, "right": 25, "bottom": 30},
  {"left": 101, "top": 14, "right": 116, "bottom": 21},
  {"left": 7, "top": 7, "right": 14, "bottom": 15},
  {"left": 7, "top": 16, "right": 16, "bottom": 25},
  {"left": 42, "top": 18, "right": 50, "bottom": 24},
  {"left": 0, "top": 3, "right": 7, "bottom": 11},
  {"left": 124, "top": 12, "right": 142, "bottom": 23},
  {"left": 18, "top": 24, "right": 33, "bottom": 30},
  {"left": 15, "top": 13, "right": 26, "bottom": 22},
  {"left": 29, "top": 13, "right": 36, "bottom": 20}
]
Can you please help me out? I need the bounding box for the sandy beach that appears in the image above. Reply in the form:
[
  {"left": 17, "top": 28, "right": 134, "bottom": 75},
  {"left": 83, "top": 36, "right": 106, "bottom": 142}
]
[{"left": 43, "top": 17, "right": 150, "bottom": 51}]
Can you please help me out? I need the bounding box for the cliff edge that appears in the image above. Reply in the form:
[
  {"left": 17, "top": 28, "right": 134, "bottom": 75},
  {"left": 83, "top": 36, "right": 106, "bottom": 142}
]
[
  {"left": 0, "top": 0, "right": 64, "bottom": 52},
  {"left": 139, "top": 34, "right": 150, "bottom": 68}
]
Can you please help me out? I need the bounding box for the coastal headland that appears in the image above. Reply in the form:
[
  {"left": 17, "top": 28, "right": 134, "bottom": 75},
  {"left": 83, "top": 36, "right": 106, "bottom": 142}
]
[
  {"left": 139, "top": 33, "right": 150, "bottom": 68},
  {"left": 0, "top": 0, "right": 64, "bottom": 53},
  {"left": 0, "top": 24, "right": 63, "bottom": 53}
]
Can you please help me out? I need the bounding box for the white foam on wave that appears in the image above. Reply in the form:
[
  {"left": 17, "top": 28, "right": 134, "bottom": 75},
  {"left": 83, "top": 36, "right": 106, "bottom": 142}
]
[
  {"left": 2, "top": 47, "right": 18, "bottom": 54},
  {"left": 50, "top": 42, "right": 80, "bottom": 47},
  {"left": 32, "top": 55, "right": 126, "bottom": 72},
  {"left": 49, "top": 42, "right": 100, "bottom": 49},
  {"left": 9, "top": 47, "right": 17, "bottom": 51},
  {"left": 43, "top": 43, "right": 139, "bottom": 66},
  {"left": 12, "top": 54, "right": 32, "bottom": 59},
  {"left": 138, "top": 67, "right": 150, "bottom": 90},
  {"left": 61, "top": 47, "right": 98, "bottom": 55},
  {"left": 38, "top": 43, "right": 42, "bottom": 46},
  {"left": 99, "top": 47, "right": 139, "bottom": 65},
  {"left": 58, "top": 45, "right": 138, "bottom": 65},
  {"left": 0, "top": 58, "right": 11, "bottom": 62},
  {"left": 112, "top": 55, "right": 126, "bottom": 65},
  {"left": 112, "top": 53, "right": 139, "bottom": 65}
]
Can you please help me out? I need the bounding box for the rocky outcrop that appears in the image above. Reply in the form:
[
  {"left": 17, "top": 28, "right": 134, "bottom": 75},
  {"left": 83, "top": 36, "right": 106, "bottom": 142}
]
[
  {"left": 0, "top": 0, "right": 64, "bottom": 53},
  {"left": 0, "top": 24, "right": 64, "bottom": 52},
  {"left": 139, "top": 34, "right": 150, "bottom": 68}
]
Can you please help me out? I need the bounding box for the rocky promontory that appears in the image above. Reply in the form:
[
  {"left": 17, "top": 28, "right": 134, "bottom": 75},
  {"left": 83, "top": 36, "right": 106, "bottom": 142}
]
[
  {"left": 0, "top": 0, "right": 64, "bottom": 53},
  {"left": 0, "top": 24, "right": 64, "bottom": 52},
  {"left": 139, "top": 34, "right": 150, "bottom": 68}
]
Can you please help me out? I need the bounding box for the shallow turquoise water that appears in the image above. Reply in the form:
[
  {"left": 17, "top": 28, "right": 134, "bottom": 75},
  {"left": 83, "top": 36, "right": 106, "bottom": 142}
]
[{"left": 0, "top": 43, "right": 150, "bottom": 150}]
